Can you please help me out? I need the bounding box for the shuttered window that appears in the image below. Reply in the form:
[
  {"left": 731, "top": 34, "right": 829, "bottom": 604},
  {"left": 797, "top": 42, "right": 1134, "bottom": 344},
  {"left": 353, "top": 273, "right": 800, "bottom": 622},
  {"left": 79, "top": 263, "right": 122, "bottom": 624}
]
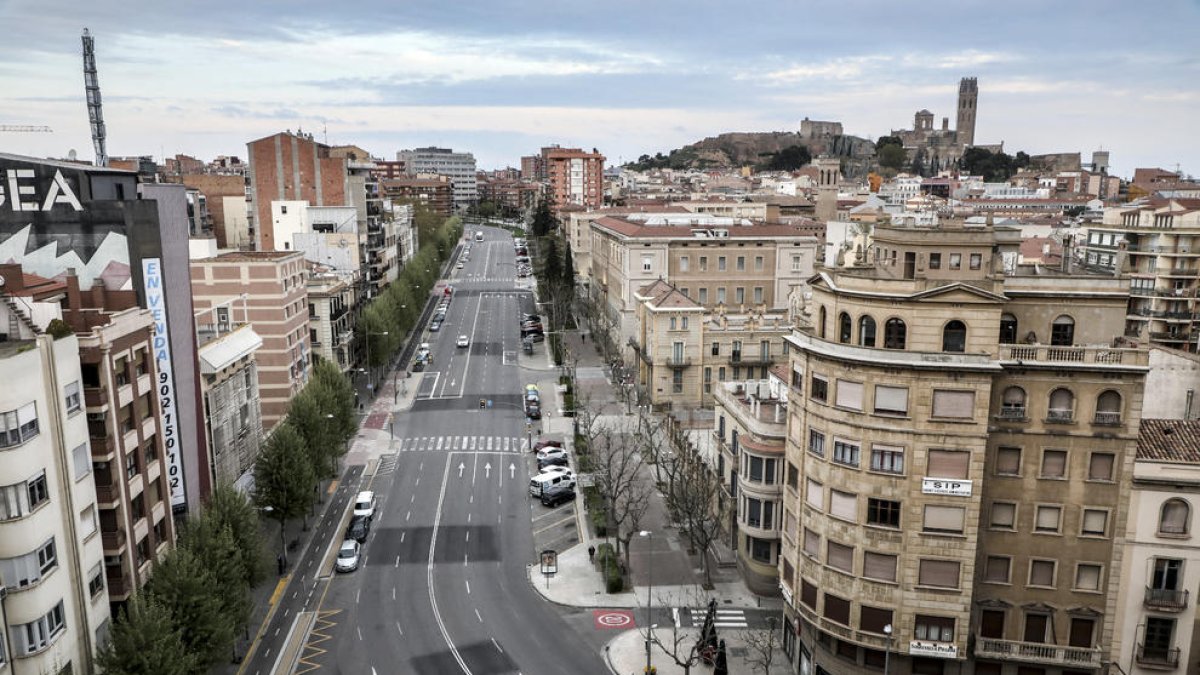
[
  {"left": 984, "top": 556, "right": 1010, "bottom": 583},
  {"left": 830, "top": 490, "right": 857, "bottom": 521},
  {"left": 918, "top": 559, "right": 961, "bottom": 588},
  {"left": 1041, "top": 450, "right": 1067, "bottom": 478},
  {"left": 995, "top": 447, "right": 1021, "bottom": 475},
  {"left": 835, "top": 380, "right": 863, "bottom": 411},
  {"left": 822, "top": 593, "right": 850, "bottom": 625},
  {"left": 927, "top": 450, "right": 970, "bottom": 479},
  {"left": 931, "top": 390, "right": 975, "bottom": 418},
  {"left": 863, "top": 551, "right": 897, "bottom": 582},
  {"left": 874, "top": 385, "right": 908, "bottom": 414},
  {"left": 805, "top": 479, "right": 823, "bottom": 510},
  {"left": 1081, "top": 509, "right": 1108, "bottom": 536},
  {"left": 991, "top": 502, "right": 1016, "bottom": 529},
  {"left": 1088, "top": 453, "right": 1114, "bottom": 481},
  {"left": 859, "top": 606, "right": 893, "bottom": 634},
  {"left": 1075, "top": 564, "right": 1102, "bottom": 591},
  {"left": 803, "top": 528, "right": 820, "bottom": 559},
  {"left": 827, "top": 541, "right": 853, "bottom": 573},
  {"left": 923, "top": 505, "right": 965, "bottom": 534},
  {"left": 1035, "top": 505, "right": 1062, "bottom": 532},
  {"left": 800, "top": 579, "right": 817, "bottom": 608},
  {"left": 1029, "top": 559, "right": 1056, "bottom": 587}
]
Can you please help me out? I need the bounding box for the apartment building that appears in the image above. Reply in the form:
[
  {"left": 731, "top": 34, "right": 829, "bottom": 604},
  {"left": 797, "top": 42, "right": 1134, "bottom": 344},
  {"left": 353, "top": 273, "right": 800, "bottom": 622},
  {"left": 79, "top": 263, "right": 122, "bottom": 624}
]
[
  {"left": 1111, "top": 419, "right": 1200, "bottom": 673},
  {"left": 712, "top": 368, "right": 790, "bottom": 595},
  {"left": 778, "top": 218, "right": 1146, "bottom": 675},
  {"left": 1084, "top": 199, "right": 1200, "bottom": 352},
  {"left": 395, "top": 147, "right": 477, "bottom": 212},
  {"left": 545, "top": 146, "right": 605, "bottom": 209},
  {"left": 381, "top": 176, "right": 454, "bottom": 217},
  {"left": 195, "top": 298, "right": 263, "bottom": 490},
  {"left": 190, "top": 251, "right": 310, "bottom": 431},
  {"left": 306, "top": 268, "right": 356, "bottom": 373},
  {"left": 0, "top": 306, "right": 111, "bottom": 674},
  {"left": 246, "top": 131, "right": 351, "bottom": 251},
  {"left": 632, "top": 280, "right": 791, "bottom": 408},
  {"left": 590, "top": 213, "right": 817, "bottom": 361}
]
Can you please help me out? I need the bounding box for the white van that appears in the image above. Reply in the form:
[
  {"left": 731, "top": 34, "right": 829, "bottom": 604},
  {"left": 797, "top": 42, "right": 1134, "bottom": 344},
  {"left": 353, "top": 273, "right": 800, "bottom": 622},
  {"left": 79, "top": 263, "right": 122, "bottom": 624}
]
[
  {"left": 353, "top": 491, "right": 376, "bottom": 519},
  {"left": 529, "top": 471, "right": 576, "bottom": 497}
]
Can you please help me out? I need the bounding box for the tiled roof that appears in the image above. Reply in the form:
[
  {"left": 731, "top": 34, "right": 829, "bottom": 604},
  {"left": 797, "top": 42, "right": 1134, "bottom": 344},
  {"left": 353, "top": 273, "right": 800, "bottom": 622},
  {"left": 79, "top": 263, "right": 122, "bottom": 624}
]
[
  {"left": 650, "top": 288, "right": 701, "bottom": 309},
  {"left": 637, "top": 279, "right": 674, "bottom": 298},
  {"left": 1138, "top": 419, "right": 1200, "bottom": 462}
]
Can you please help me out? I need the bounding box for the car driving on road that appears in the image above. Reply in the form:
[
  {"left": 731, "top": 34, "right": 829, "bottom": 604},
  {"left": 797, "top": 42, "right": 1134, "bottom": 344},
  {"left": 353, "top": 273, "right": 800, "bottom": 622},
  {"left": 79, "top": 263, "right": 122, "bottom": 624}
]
[{"left": 456, "top": 335, "right": 470, "bottom": 348}]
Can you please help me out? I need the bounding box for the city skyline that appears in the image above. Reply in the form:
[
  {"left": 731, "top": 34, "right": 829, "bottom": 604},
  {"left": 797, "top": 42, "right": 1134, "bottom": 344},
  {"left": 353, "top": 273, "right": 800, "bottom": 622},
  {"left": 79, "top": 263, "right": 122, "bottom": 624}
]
[{"left": 1, "top": 0, "right": 1197, "bottom": 175}]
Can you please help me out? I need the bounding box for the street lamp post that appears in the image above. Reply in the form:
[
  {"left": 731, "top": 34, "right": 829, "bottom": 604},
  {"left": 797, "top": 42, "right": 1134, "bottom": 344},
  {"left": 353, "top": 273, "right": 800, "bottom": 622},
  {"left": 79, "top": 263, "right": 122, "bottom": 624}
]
[
  {"left": 640, "top": 530, "right": 654, "bottom": 673},
  {"left": 365, "top": 330, "right": 389, "bottom": 391},
  {"left": 883, "top": 624, "right": 893, "bottom": 675}
]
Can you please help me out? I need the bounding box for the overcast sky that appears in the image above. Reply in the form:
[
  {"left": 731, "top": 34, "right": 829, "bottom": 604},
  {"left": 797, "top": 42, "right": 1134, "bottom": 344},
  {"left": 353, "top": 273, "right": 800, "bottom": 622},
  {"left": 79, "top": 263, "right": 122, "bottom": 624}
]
[{"left": 1, "top": 0, "right": 1196, "bottom": 177}]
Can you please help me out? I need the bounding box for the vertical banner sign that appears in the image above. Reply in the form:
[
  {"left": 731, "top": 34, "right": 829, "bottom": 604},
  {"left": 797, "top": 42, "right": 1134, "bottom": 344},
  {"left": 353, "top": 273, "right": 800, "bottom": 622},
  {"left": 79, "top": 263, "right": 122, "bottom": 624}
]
[{"left": 143, "top": 259, "right": 186, "bottom": 509}]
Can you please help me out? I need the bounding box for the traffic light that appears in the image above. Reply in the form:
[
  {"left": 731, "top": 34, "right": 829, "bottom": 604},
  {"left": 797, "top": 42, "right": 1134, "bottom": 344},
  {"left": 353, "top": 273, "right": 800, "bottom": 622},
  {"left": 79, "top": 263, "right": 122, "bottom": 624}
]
[{"left": 479, "top": 398, "right": 486, "bottom": 409}]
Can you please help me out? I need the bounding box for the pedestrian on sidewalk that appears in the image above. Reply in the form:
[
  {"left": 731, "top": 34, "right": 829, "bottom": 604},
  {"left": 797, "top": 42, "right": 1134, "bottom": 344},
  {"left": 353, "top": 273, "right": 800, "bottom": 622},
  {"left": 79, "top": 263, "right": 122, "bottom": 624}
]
[{"left": 588, "top": 545, "right": 595, "bottom": 563}]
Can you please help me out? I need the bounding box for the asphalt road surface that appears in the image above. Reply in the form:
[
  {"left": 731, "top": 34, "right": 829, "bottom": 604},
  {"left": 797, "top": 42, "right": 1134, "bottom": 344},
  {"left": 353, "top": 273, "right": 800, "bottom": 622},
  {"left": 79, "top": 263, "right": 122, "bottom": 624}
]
[{"left": 302, "top": 226, "right": 608, "bottom": 674}]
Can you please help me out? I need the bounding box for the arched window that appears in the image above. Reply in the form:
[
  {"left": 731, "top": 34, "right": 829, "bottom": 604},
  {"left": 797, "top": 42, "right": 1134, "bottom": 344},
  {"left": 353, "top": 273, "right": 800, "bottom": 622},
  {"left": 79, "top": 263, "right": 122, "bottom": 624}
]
[
  {"left": 1095, "top": 390, "right": 1122, "bottom": 425},
  {"left": 1051, "top": 315, "right": 1075, "bottom": 346},
  {"left": 858, "top": 316, "right": 877, "bottom": 347},
  {"left": 942, "top": 320, "right": 967, "bottom": 353},
  {"left": 1160, "top": 499, "right": 1190, "bottom": 536},
  {"left": 818, "top": 306, "right": 827, "bottom": 340},
  {"left": 999, "top": 313, "right": 1018, "bottom": 344},
  {"left": 1000, "top": 387, "right": 1026, "bottom": 419},
  {"left": 883, "top": 318, "right": 907, "bottom": 349},
  {"left": 1048, "top": 388, "right": 1075, "bottom": 422},
  {"left": 838, "top": 312, "right": 852, "bottom": 344}
]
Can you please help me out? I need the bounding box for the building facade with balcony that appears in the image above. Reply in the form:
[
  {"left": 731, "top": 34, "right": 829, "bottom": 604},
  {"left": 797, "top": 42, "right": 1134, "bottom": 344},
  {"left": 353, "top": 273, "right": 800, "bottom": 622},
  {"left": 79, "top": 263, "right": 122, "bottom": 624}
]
[
  {"left": 0, "top": 310, "right": 112, "bottom": 674},
  {"left": 306, "top": 268, "right": 356, "bottom": 374},
  {"left": 1111, "top": 419, "right": 1200, "bottom": 674},
  {"left": 190, "top": 252, "right": 311, "bottom": 432},
  {"left": 544, "top": 146, "right": 605, "bottom": 209},
  {"left": 1085, "top": 200, "right": 1200, "bottom": 352},
  {"left": 395, "top": 147, "right": 477, "bottom": 212},
  {"left": 778, "top": 218, "right": 1146, "bottom": 675},
  {"left": 713, "top": 372, "right": 789, "bottom": 595}
]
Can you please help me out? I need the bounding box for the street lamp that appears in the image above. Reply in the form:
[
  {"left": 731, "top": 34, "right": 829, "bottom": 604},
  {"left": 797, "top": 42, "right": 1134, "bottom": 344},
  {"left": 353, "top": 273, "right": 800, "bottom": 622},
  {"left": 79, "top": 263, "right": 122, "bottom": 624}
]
[
  {"left": 640, "top": 530, "right": 654, "bottom": 673},
  {"left": 365, "top": 330, "right": 389, "bottom": 391},
  {"left": 883, "top": 624, "right": 893, "bottom": 675}
]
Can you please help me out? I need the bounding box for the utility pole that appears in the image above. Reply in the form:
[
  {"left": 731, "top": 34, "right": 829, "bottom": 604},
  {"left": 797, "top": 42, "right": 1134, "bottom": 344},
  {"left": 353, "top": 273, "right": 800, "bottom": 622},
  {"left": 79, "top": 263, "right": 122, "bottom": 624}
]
[{"left": 81, "top": 28, "right": 108, "bottom": 167}]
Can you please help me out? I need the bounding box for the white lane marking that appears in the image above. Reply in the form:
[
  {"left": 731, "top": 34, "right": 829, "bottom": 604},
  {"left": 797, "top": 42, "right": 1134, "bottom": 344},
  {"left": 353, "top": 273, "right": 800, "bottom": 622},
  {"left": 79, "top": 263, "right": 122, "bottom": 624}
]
[
  {"left": 475, "top": 608, "right": 483, "bottom": 623},
  {"left": 357, "top": 626, "right": 363, "bottom": 641},
  {"left": 393, "top": 587, "right": 397, "bottom": 599},
  {"left": 395, "top": 556, "right": 400, "bottom": 568},
  {"left": 406, "top": 511, "right": 411, "bottom": 521},
  {"left": 465, "top": 580, "right": 471, "bottom": 594},
  {"left": 428, "top": 455, "right": 473, "bottom": 674},
  {"left": 465, "top": 530, "right": 470, "bottom": 542},
  {"left": 491, "top": 638, "right": 503, "bottom": 653},
  {"left": 356, "top": 589, "right": 361, "bottom": 604},
  {"left": 467, "top": 513, "right": 472, "bottom": 522},
  {"left": 396, "top": 621, "right": 403, "bottom": 636},
  {"left": 400, "top": 531, "right": 406, "bottom": 543}
]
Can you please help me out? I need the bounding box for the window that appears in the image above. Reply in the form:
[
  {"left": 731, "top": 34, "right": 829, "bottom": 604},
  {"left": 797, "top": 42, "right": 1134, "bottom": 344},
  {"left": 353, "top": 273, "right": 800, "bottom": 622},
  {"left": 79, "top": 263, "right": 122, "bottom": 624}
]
[
  {"left": 999, "top": 313, "right": 1018, "bottom": 344},
  {"left": 747, "top": 456, "right": 764, "bottom": 482},
  {"left": 1088, "top": 452, "right": 1114, "bottom": 481},
  {"left": 750, "top": 537, "right": 772, "bottom": 563},
  {"left": 918, "top": 559, "right": 960, "bottom": 588},
  {"left": 711, "top": 341, "right": 720, "bottom": 356},
  {"left": 1051, "top": 315, "right": 1075, "bottom": 345},
  {"left": 832, "top": 440, "right": 860, "bottom": 467},
  {"left": 1075, "top": 563, "right": 1102, "bottom": 591},
  {"left": 883, "top": 318, "right": 906, "bottom": 349},
  {"left": 672, "top": 369, "right": 683, "bottom": 394},
  {"left": 669, "top": 317, "right": 677, "bottom": 330},
  {"left": 927, "top": 450, "right": 969, "bottom": 479},
  {"left": 835, "top": 380, "right": 863, "bottom": 410},
  {"left": 1035, "top": 505, "right": 1063, "bottom": 533},
  {"left": 698, "top": 288, "right": 708, "bottom": 304},
  {"left": 754, "top": 255, "right": 764, "bottom": 271},
  {"left": 838, "top": 312, "right": 852, "bottom": 343},
  {"left": 1160, "top": 499, "right": 1190, "bottom": 535},
  {"left": 923, "top": 505, "right": 965, "bottom": 534},
  {"left": 14, "top": 601, "right": 65, "bottom": 656},
  {"left": 1069, "top": 617, "right": 1095, "bottom": 649},
  {"left": 1095, "top": 390, "right": 1122, "bottom": 425},
  {"left": 805, "top": 479, "right": 823, "bottom": 510},
  {"left": 703, "top": 367, "right": 712, "bottom": 394},
  {"left": 72, "top": 444, "right": 91, "bottom": 481},
  {"left": 64, "top": 381, "right": 81, "bottom": 414},
  {"left": 88, "top": 562, "right": 105, "bottom": 597},
  {"left": 786, "top": 462, "right": 798, "bottom": 490},
  {"left": 915, "top": 616, "right": 955, "bottom": 644},
  {"left": 810, "top": 375, "right": 828, "bottom": 402},
  {"left": 970, "top": 253, "right": 982, "bottom": 270},
  {"left": 718, "top": 256, "right": 727, "bottom": 271},
  {"left": 791, "top": 255, "right": 803, "bottom": 271},
  {"left": 699, "top": 256, "right": 708, "bottom": 271},
  {"left": 991, "top": 502, "right": 1016, "bottom": 529},
  {"left": 0, "top": 538, "right": 58, "bottom": 588},
  {"left": 870, "top": 445, "right": 905, "bottom": 474},
  {"left": 736, "top": 256, "right": 745, "bottom": 271},
  {"left": 807, "top": 429, "right": 826, "bottom": 457},
  {"left": 753, "top": 287, "right": 763, "bottom": 304},
  {"left": 949, "top": 253, "right": 962, "bottom": 269},
  {"left": 0, "top": 402, "right": 39, "bottom": 448},
  {"left": 942, "top": 320, "right": 967, "bottom": 352},
  {"left": 1048, "top": 388, "right": 1075, "bottom": 422},
  {"left": 1000, "top": 386, "right": 1026, "bottom": 419},
  {"left": 26, "top": 471, "right": 48, "bottom": 510},
  {"left": 718, "top": 367, "right": 726, "bottom": 381},
  {"left": 126, "top": 451, "right": 140, "bottom": 480},
  {"left": 932, "top": 389, "right": 975, "bottom": 418},
  {"left": 800, "top": 580, "right": 817, "bottom": 609},
  {"left": 995, "top": 447, "right": 1021, "bottom": 476},
  {"left": 1142, "top": 617, "right": 1177, "bottom": 663},
  {"left": 863, "top": 551, "right": 897, "bottom": 582},
  {"left": 929, "top": 253, "right": 942, "bottom": 269},
  {"left": 823, "top": 593, "right": 850, "bottom": 625},
  {"left": 733, "top": 287, "right": 744, "bottom": 304},
  {"left": 1081, "top": 509, "right": 1108, "bottom": 536},
  {"left": 1023, "top": 613, "right": 1049, "bottom": 643},
  {"left": 980, "top": 610, "right": 1006, "bottom": 639},
  {"left": 852, "top": 316, "right": 877, "bottom": 348},
  {"left": 1029, "top": 559, "right": 1057, "bottom": 587},
  {"left": 866, "top": 498, "right": 900, "bottom": 528},
  {"left": 830, "top": 490, "right": 857, "bottom": 521},
  {"left": 984, "top": 556, "right": 1011, "bottom": 583},
  {"left": 1040, "top": 449, "right": 1067, "bottom": 479},
  {"left": 642, "top": 255, "right": 653, "bottom": 272},
  {"left": 716, "top": 287, "right": 726, "bottom": 304},
  {"left": 803, "top": 529, "right": 821, "bottom": 559},
  {"left": 679, "top": 256, "right": 689, "bottom": 271},
  {"left": 827, "top": 541, "right": 853, "bottom": 573},
  {"left": 874, "top": 385, "right": 908, "bottom": 415},
  {"left": 860, "top": 606, "right": 893, "bottom": 634},
  {"left": 80, "top": 504, "right": 96, "bottom": 539}
]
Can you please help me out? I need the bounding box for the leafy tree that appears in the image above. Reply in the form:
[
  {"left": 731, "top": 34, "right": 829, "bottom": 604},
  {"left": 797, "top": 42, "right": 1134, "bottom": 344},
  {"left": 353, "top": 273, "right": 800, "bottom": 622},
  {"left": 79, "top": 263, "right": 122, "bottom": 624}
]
[
  {"left": 253, "top": 421, "right": 314, "bottom": 555},
  {"left": 563, "top": 241, "right": 576, "bottom": 284},
  {"left": 178, "top": 518, "right": 251, "bottom": 636},
  {"left": 760, "top": 144, "right": 811, "bottom": 171},
  {"left": 531, "top": 198, "right": 556, "bottom": 237},
  {"left": 288, "top": 391, "right": 335, "bottom": 482},
  {"left": 95, "top": 595, "right": 198, "bottom": 675},
  {"left": 203, "top": 484, "right": 266, "bottom": 587},
  {"left": 876, "top": 135, "right": 903, "bottom": 150},
  {"left": 877, "top": 144, "right": 907, "bottom": 172},
  {"left": 542, "top": 236, "right": 563, "bottom": 286},
  {"left": 143, "top": 546, "right": 235, "bottom": 671}
]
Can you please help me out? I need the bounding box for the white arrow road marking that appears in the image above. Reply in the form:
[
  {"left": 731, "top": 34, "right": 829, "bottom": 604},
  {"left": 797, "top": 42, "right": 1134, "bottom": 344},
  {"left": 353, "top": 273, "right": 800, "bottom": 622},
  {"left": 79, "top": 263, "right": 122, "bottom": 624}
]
[
  {"left": 509, "top": 463, "right": 516, "bottom": 478},
  {"left": 484, "top": 463, "right": 492, "bottom": 478},
  {"left": 458, "top": 462, "right": 465, "bottom": 478}
]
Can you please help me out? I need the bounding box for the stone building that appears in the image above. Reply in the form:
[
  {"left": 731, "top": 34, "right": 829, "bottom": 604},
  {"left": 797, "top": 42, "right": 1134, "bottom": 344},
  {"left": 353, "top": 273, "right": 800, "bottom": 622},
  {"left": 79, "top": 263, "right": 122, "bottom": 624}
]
[
  {"left": 195, "top": 297, "right": 263, "bottom": 490},
  {"left": 778, "top": 217, "right": 1146, "bottom": 675},
  {"left": 306, "top": 267, "right": 357, "bottom": 374}
]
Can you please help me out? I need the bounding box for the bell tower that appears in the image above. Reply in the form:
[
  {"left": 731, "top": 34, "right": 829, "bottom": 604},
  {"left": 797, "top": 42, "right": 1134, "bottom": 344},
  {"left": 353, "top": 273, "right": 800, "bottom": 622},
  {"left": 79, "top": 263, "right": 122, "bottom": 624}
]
[{"left": 956, "top": 77, "right": 978, "bottom": 148}]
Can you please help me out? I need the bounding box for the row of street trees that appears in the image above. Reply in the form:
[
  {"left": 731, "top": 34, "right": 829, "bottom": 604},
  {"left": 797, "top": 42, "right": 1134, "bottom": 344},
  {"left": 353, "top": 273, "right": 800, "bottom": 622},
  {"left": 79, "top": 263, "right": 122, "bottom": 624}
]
[{"left": 96, "top": 486, "right": 265, "bottom": 674}]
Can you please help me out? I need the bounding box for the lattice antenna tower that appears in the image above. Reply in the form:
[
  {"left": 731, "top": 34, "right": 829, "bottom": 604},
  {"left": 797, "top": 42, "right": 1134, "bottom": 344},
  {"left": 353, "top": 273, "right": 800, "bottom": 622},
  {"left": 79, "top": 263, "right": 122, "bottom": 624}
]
[{"left": 81, "top": 28, "right": 107, "bottom": 167}]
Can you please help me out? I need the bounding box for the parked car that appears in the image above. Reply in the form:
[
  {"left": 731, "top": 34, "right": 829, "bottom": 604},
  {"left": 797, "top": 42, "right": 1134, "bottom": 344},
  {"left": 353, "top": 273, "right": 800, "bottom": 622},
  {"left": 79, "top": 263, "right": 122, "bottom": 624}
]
[
  {"left": 536, "top": 465, "right": 575, "bottom": 480},
  {"left": 335, "top": 540, "right": 361, "bottom": 573},
  {"left": 537, "top": 454, "right": 568, "bottom": 470},
  {"left": 522, "top": 337, "right": 534, "bottom": 354},
  {"left": 353, "top": 491, "right": 377, "bottom": 519},
  {"left": 429, "top": 320, "right": 441, "bottom": 332},
  {"left": 536, "top": 447, "right": 567, "bottom": 462},
  {"left": 525, "top": 400, "right": 542, "bottom": 420},
  {"left": 456, "top": 335, "right": 470, "bottom": 348},
  {"left": 347, "top": 515, "right": 371, "bottom": 543},
  {"left": 533, "top": 439, "right": 562, "bottom": 451},
  {"left": 457, "top": 262, "right": 465, "bottom": 269},
  {"left": 540, "top": 485, "right": 576, "bottom": 508}
]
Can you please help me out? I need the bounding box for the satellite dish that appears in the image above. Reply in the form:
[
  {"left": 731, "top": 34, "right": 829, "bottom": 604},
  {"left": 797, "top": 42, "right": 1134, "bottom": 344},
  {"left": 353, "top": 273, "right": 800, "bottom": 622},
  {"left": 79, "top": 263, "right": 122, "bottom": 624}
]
[{"left": 68, "top": 149, "right": 78, "bottom": 161}]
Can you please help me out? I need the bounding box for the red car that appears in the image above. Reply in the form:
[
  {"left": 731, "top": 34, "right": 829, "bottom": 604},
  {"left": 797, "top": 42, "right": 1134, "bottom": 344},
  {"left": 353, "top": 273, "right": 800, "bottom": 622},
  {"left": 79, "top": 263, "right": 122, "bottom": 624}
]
[{"left": 533, "top": 439, "right": 563, "bottom": 452}]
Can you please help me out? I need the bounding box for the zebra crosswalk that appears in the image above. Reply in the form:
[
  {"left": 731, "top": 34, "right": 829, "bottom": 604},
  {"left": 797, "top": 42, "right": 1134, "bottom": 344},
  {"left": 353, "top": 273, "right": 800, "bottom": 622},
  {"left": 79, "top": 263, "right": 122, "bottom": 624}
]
[
  {"left": 394, "top": 435, "right": 530, "bottom": 453},
  {"left": 681, "top": 607, "right": 749, "bottom": 629}
]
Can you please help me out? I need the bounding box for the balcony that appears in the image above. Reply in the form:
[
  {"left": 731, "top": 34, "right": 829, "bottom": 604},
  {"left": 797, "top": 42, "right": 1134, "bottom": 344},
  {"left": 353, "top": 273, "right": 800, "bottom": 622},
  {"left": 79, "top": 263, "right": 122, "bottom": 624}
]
[
  {"left": 1137, "top": 644, "right": 1181, "bottom": 670},
  {"left": 996, "top": 406, "right": 1026, "bottom": 421},
  {"left": 1046, "top": 409, "right": 1074, "bottom": 423},
  {"left": 102, "top": 528, "right": 127, "bottom": 554},
  {"left": 975, "top": 638, "right": 1102, "bottom": 668},
  {"left": 1093, "top": 411, "right": 1122, "bottom": 426},
  {"left": 998, "top": 344, "right": 1149, "bottom": 369},
  {"left": 106, "top": 570, "right": 133, "bottom": 599},
  {"left": 1144, "top": 586, "right": 1189, "bottom": 612},
  {"left": 665, "top": 355, "right": 692, "bottom": 367},
  {"left": 730, "top": 351, "right": 772, "bottom": 366},
  {"left": 1150, "top": 332, "right": 1189, "bottom": 342},
  {"left": 1158, "top": 267, "right": 1199, "bottom": 278}
]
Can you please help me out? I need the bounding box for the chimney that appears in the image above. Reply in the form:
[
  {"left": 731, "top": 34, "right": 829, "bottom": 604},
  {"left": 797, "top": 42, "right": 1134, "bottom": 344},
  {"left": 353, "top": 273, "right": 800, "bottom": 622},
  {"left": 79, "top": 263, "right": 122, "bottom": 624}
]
[{"left": 942, "top": 117, "right": 949, "bottom": 131}]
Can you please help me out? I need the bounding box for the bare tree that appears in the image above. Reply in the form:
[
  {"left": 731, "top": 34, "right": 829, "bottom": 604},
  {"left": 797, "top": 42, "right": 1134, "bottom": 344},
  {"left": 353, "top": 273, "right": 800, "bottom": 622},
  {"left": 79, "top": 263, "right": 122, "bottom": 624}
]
[
  {"left": 591, "top": 423, "right": 652, "bottom": 567},
  {"left": 632, "top": 405, "right": 672, "bottom": 487},
  {"left": 646, "top": 588, "right": 718, "bottom": 675},
  {"left": 660, "top": 417, "right": 728, "bottom": 588},
  {"left": 744, "top": 617, "right": 782, "bottom": 675}
]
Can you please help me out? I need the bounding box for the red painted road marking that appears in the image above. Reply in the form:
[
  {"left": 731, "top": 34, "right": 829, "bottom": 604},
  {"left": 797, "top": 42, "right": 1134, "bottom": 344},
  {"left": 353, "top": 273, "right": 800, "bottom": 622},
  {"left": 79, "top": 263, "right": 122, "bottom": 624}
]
[{"left": 593, "top": 609, "right": 635, "bottom": 630}]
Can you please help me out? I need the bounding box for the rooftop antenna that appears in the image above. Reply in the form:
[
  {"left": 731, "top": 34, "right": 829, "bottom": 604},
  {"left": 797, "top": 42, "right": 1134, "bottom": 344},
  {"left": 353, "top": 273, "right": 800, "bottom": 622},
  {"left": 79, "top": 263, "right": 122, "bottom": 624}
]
[{"left": 81, "top": 28, "right": 108, "bottom": 167}]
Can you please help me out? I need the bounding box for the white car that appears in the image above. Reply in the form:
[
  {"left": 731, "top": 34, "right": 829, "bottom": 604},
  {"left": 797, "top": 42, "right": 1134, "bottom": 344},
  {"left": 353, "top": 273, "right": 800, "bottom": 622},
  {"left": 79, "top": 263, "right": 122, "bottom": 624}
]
[
  {"left": 457, "top": 262, "right": 464, "bottom": 269},
  {"left": 536, "top": 466, "right": 575, "bottom": 480},
  {"left": 335, "top": 540, "right": 361, "bottom": 573},
  {"left": 456, "top": 335, "right": 470, "bottom": 348},
  {"left": 536, "top": 447, "right": 567, "bottom": 462}
]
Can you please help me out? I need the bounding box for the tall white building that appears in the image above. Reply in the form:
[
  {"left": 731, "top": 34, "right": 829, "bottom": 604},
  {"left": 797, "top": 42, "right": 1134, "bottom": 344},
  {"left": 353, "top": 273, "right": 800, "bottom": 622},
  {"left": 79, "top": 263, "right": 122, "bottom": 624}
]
[
  {"left": 396, "top": 147, "right": 478, "bottom": 212},
  {"left": 0, "top": 302, "right": 111, "bottom": 673}
]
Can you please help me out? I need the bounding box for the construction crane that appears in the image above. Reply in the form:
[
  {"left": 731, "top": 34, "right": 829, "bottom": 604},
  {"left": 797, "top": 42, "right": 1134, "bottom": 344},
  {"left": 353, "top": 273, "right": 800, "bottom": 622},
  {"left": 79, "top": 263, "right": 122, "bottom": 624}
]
[
  {"left": 0, "top": 125, "right": 53, "bottom": 133},
  {"left": 81, "top": 28, "right": 107, "bottom": 167}
]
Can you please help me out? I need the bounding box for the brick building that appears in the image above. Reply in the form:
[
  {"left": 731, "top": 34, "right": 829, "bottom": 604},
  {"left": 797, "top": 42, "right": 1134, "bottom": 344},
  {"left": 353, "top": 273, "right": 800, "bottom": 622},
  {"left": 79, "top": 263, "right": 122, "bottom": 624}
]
[
  {"left": 245, "top": 131, "right": 350, "bottom": 251},
  {"left": 545, "top": 146, "right": 605, "bottom": 209}
]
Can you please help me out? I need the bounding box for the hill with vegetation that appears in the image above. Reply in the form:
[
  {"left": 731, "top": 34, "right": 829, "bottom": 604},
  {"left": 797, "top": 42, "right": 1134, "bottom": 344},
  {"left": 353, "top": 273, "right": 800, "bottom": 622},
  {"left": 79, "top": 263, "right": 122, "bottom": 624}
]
[{"left": 627, "top": 131, "right": 819, "bottom": 171}]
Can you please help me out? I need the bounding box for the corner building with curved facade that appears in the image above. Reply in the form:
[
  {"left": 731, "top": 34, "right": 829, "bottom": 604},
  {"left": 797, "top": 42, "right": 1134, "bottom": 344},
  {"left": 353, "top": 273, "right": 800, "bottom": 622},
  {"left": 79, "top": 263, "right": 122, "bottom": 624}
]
[{"left": 778, "top": 219, "right": 1146, "bottom": 675}]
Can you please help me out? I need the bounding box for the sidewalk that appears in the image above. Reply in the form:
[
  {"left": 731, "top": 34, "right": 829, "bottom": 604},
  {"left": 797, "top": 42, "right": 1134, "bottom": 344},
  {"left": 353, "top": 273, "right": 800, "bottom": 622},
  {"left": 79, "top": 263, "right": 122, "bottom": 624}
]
[{"left": 604, "top": 626, "right": 793, "bottom": 675}]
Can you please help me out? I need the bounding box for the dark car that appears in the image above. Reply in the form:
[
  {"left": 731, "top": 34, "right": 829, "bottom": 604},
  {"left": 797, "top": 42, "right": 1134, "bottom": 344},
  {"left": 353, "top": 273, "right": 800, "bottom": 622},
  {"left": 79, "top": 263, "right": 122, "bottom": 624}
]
[
  {"left": 347, "top": 515, "right": 371, "bottom": 543},
  {"left": 540, "top": 485, "right": 576, "bottom": 507},
  {"left": 538, "top": 454, "right": 568, "bottom": 470},
  {"left": 534, "top": 439, "right": 563, "bottom": 452}
]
